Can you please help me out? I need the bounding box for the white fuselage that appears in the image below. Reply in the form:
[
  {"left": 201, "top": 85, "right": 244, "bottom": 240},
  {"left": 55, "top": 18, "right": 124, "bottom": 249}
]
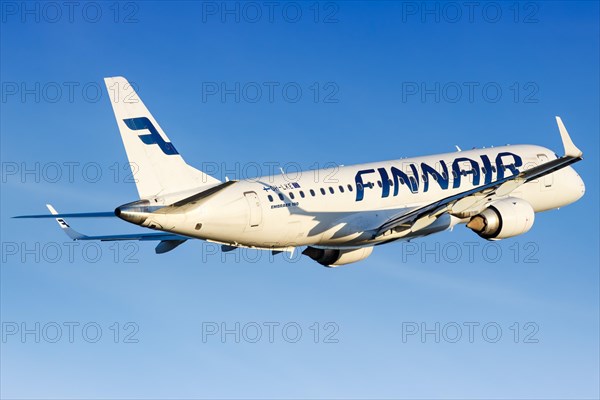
[{"left": 135, "top": 144, "right": 585, "bottom": 250}]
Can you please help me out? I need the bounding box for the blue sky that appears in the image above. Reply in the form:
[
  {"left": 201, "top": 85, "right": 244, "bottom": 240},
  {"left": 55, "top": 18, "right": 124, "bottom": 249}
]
[{"left": 1, "top": 1, "right": 598, "bottom": 398}]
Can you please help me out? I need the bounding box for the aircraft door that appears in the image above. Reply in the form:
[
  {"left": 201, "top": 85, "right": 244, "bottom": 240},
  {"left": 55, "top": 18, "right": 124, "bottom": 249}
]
[{"left": 244, "top": 191, "right": 262, "bottom": 227}]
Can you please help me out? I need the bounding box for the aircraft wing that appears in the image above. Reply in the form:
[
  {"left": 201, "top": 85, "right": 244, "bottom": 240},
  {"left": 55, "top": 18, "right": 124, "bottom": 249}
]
[{"left": 375, "top": 117, "right": 583, "bottom": 238}]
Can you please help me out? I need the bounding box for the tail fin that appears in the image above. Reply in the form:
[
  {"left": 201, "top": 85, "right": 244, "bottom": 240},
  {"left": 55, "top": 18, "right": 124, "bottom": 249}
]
[{"left": 104, "top": 76, "right": 220, "bottom": 199}]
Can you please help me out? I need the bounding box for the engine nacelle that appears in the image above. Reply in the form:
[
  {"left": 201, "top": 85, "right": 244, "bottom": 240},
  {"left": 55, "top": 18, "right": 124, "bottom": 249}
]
[
  {"left": 467, "top": 198, "right": 535, "bottom": 240},
  {"left": 302, "top": 246, "right": 373, "bottom": 267}
]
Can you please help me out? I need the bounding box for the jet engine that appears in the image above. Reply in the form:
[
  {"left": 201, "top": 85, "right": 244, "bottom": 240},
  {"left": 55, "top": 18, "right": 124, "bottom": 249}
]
[
  {"left": 302, "top": 246, "right": 373, "bottom": 267},
  {"left": 467, "top": 197, "right": 535, "bottom": 240}
]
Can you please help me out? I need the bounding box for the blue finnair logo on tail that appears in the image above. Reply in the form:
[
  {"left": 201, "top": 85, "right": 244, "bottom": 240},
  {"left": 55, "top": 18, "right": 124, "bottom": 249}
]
[{"left": 123, "top": 117, "right": 179, "bottom": 155}]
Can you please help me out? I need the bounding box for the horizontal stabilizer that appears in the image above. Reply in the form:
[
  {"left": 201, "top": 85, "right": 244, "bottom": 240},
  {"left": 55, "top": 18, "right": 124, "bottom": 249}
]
[
  {"left": 24, "top": 204, "right": 190, "bottom": 246},
  {"left": 13, "top": 211, "right": 115, "bottom": 219},
  {"left": 156, "top": 240, "right": 187, "bottom": 254},
  {"left": 46, "top": 204, "right": 86, "bottom": 240}
]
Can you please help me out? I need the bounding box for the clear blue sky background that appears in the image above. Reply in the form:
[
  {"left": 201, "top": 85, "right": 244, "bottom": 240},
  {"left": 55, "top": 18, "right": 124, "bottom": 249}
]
[{"left": 1, "top": 1, "right": 598, "bottom": 399}]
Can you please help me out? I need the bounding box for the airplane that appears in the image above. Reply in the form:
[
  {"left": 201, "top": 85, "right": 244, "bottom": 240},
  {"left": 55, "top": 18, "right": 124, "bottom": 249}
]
[{"left": 15, "top": 76, "right": 585, "bottom": 267}]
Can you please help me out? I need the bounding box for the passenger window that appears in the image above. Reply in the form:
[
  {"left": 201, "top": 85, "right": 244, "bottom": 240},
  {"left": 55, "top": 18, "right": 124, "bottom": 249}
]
[
  {"left": 299, "top": 191, "right": 305, "bottom": 198},
  {"left": 339, "top": 185, "right": 344, "bottom": 193},
  {"left": 289, "top": 192, "right": 295, "bottom": 199},
  {"left": 268, "top": 195, "right": 273, "bottom": 202},
  {"left": 278, "top": 193, "right": 284, "bottom": 201},
  {"left": 377, "top": 180, "right": 382, "bottom": 188},
  {"left": 320, "top": 188, "right": 326, "bottom": 195},
  {"left": 329, "top": 187, "right": 334, "bottom": 194},
  {"left": 357, "top": 183, "right": 363, "bottom": 191},
  {"left": 388, "top": 179, "right": 393, "bottom": 187},
  {"left": 347, "top": 184, "right": 353, "bottom": 192},
  {"left": 310, "top": 189, "right": 316, "bottom": 196}
]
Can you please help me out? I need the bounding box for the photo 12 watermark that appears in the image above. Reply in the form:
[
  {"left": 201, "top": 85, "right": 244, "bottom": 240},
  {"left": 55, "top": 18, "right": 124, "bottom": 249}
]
[
  {"left": 1, "top": 161, "right": 344, "bottom": 185},
  {"left": 1, "top": 80, "right": 140, "bottom": 104},
  {"left": 400, "top": 81, "right": 540, "bottom": 104},
  {"left": 200, "top": 81, "right": 340, "bottom": 104},
  {"left": 399, "top": 240, "right": 540, "bottom": 264},
  {"left": 400, "top": 2, "right": 540, "bottom": 24},
  {"left": 1, "top": 321, "right": 140, "bottom": 344},
  {"left": 201, "top": 321, "right": 340, "bottom": 344},
  {"left": 401, "top": 321, "right": 540, "bottom": 344},
  {"left": 1, "top": 241, "right": 140, "bottom": 264},
  {"left": 2, "top": 161, "right": 139, "bottom": 185},
  {"left": 200, "top": 1, "right": 340, "bottom": 24},
  {"left": 1, "top": 1, "right": 140, "bottom": 24}
]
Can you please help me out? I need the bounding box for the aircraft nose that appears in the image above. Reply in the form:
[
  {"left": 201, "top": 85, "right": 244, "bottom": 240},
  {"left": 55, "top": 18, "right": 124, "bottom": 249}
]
[
  {"left": 566, "top": 167, "right": 585, "bottom": 204},
  {"left": 575, "top": 171, "right": 585, "bottom": 200}
]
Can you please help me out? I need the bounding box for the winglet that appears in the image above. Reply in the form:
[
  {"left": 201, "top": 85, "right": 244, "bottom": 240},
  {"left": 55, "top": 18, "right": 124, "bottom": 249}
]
[
  {"left": 556, "top": 116, "right": 583, "bottom": 158},
  {"left": 46, "top": 204, "right": 87, "bottom": 240}
]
